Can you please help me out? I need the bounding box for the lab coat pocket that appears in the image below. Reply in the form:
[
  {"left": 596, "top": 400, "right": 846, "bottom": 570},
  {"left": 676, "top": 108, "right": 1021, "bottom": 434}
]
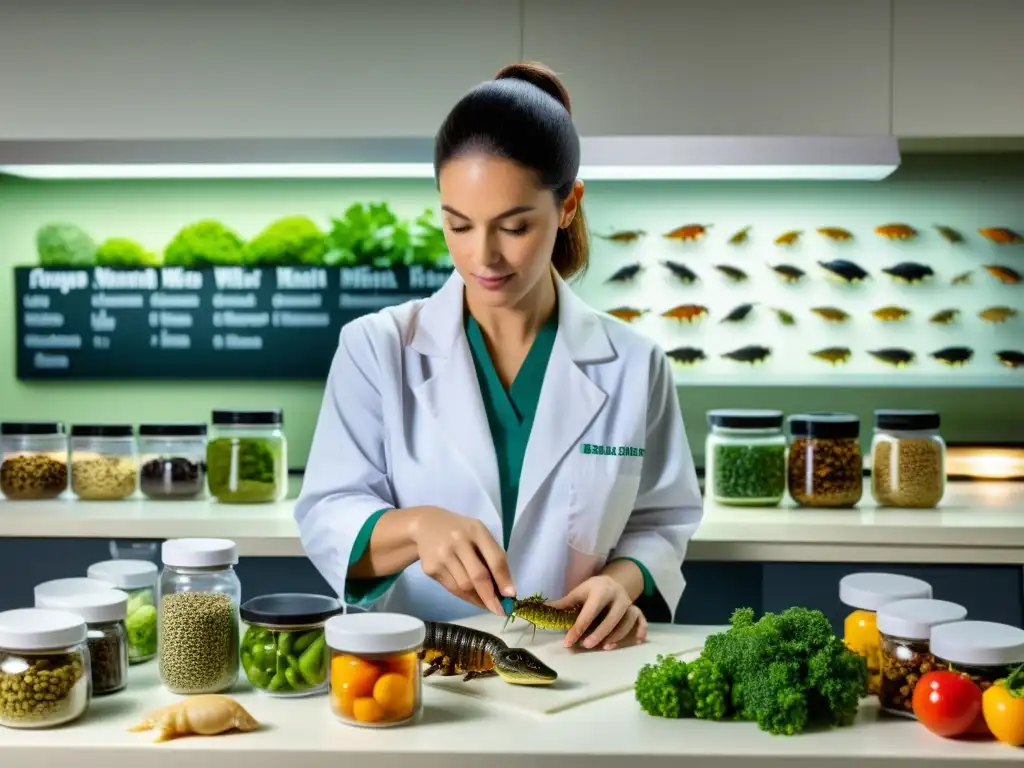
[{"left": 566, "top": 455, "right": 643, "bottom": 557}]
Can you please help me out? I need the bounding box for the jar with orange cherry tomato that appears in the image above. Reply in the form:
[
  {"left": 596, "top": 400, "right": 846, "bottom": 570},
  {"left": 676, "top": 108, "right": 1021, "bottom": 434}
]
[{"left": 325, "top": 612, "right": 425, "bottom": 728}]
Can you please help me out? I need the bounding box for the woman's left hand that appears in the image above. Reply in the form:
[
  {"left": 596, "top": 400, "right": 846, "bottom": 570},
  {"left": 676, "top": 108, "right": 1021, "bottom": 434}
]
[{"left": 546, "top": 575, "right": 648, "bottom": 650}]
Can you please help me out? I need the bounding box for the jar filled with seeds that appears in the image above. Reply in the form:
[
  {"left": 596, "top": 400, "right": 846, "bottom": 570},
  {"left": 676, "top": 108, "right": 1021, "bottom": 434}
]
[
  {"left": 138, "top": 423, "right": 208, "bottom": 501},
  {"left": 158, "top": 538, "right": 241, "bottom": 695},
  {"left": 871, "top": 409, "right": 947, "bottom": 509},
  {"left": 0, "top": 608, "right": 91, "bottom": 729},
  {"left": 930, "top": 621, "right": 1024, "bottom": 695},
  {"left": 704, "top": 409, "right": 787, "bottom": 506},
  {"left": 35, "top": 588, "right": 130, "bottom": 697},
  {"left": 1, "top": 421, "right": 68, "bottom": 500},
  {"left": 787, "top": 412, "right": 863, "bottom": 508},
  {"left": 839, "top": 572, "right": 933, "bottom": 697},
  {"left": 87, "top": 560, "right": 159, "bottom": 664},
  {"left": 207, "top": 409, "right": 287, "bottom": 504},
  {"left": 876, "top": 598, "right": 967, "bottom": 718},
  {"left": 69, "top": 425, "right": 138, "bottom": 501}
]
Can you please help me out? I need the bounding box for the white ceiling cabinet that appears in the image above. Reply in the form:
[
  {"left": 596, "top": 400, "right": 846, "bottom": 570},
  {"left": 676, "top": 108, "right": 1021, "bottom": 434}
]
[
  {"left": 893, "top": 0, "right": 1024, "bottom": 137},
  {"left": 520, "top": 0, "right": 894, "bottom": 137},
  {"left": 0, "top": 1, "right": 520, "bottom": 140}
]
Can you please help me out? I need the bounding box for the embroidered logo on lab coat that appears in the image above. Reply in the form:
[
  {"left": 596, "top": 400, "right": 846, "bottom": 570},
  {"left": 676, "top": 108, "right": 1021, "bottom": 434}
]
[{"left": 580, "top": 443, "right": 645, "bottom": 457}]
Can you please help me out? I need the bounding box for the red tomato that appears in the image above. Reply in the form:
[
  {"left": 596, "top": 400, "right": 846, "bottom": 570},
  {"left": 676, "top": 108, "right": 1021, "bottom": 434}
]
[{"left": 912, "top": 671, "right": 984, "bottom": 738}]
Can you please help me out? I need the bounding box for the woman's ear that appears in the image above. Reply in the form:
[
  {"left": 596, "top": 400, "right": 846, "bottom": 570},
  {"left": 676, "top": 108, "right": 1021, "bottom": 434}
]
[{"left": 559, "top": 179, "right": 585, "bottom": 228}]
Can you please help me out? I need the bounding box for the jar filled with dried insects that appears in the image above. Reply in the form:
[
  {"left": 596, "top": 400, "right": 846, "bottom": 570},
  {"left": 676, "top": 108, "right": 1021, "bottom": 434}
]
[
  {"left": 0, "top": 608, "right": 91, "bottom": 729},
  {"left": 87, "top": 560, "right": 159, "bottom": 664},
  {"left": 787, "top": 412, "right": 863, "bottom": 507},
  {"left": 931, "top": 621, "right": 1024, "bottom": 694},
  {"left": 0, "top": 421, "right": 68, "bottom": 500},
  {"left": 871, "top": 409, "right": 946, "bottom": 509},
  {"left": 207, "top": 410, "right": 287, "bottom": 504},
  {"left": 138, "top": 423, "right": 208, "bottom": 500},
  {"left": 69, "top": 425, "right": 138, "bottom": 501},
  {"left": 876, "top": 598, "right": 968, "bottom": 717},
  {"left": 704, "top": 409, "right": 787, "bottom": 506}
]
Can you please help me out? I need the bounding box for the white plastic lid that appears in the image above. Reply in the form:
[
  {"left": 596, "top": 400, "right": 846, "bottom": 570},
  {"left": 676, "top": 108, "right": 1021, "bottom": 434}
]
[
  {"left": 876, "top": 599, "right": 968, "bottom": 640},
  {"left": 87, "top": 559, "right": 158, "bottom": 590},
  {"left": 162, "top": 538, "right": 238, "bottom": 568},
  {"left": 325, "top": 612, "right": 426, "bottom": 655},
  {"left": 0, "top": 608, "right": 88, "bottom": 650},
  {"left": 37, "top": 588, "right": 129, "bottom": 624},
  {"left": 34, "top": 577, "right": 115, "bottom": 604},
  {"left": 930, "top": 621, "right": 1024, "bottom": 667},
  {"left": 839, "top": 572, "right": 933, "bottom": 611}
]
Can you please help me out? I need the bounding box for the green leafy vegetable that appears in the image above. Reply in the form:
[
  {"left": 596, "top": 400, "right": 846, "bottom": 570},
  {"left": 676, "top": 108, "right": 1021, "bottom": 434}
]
[
  {"left": 407, "top": 209, "right": 450, "bottom": 266},
  {"left": 36, "top": 223, "right": 97, "bottom": 267},
  {"left": 95, "top": 237, "right": 160, "bottom": 267},
  {"left": 326, "top": 201, "right": 404, "bottom": 266},
  {"left": 687, "top": 656, "right": 731, "bottom": 720},
  {"left": 635, "top": 654, "right": 695, "bottom": 718},
  {"left": 164, "top": 219, "right": 245, "bottom": 267},
  {"left": 243, "top": 215, "right": 328, "bottom": 266},
  {"left": 711, "top": 443, "right": 786, "bottom": 503}
]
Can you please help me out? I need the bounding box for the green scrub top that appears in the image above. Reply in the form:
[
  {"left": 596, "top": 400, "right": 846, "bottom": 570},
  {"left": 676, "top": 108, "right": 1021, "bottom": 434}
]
[{"left": 344, "top": 309, "right": 654, "bottom": 606}]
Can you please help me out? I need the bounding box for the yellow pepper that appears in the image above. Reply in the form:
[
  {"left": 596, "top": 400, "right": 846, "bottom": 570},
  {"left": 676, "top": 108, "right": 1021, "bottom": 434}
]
[
  {"left": 844, "top": 609, "right": 881, "bottom": 695},
  {"left": 982, "top": 663, "right": 1024, "bottom": 747}
]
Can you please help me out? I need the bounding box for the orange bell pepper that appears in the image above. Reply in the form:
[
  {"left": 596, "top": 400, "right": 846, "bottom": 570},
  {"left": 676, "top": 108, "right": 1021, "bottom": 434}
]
[{"left": 982, "top": 663, "right": 1024, "bottom": 747}]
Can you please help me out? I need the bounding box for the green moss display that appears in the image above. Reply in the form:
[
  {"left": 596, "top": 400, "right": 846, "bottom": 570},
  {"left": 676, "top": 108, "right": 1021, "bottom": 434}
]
[
  {"left": 243, "top": 216, "right": 327, "bottom": 266},
  {"left": 206, "top": 437, "right": 283, "bottom": 503},
  {"left": 35, "top": 223, "right": 97, "bottom": 267},
  {"left": 95, "top": 237, "right": 160, "bottom": 267},
  {"left": 164, "top": 219, "right": 245, "bottom": 267},
  {"left": 711, "top": 443, "right": 786, "bottom": 505}
]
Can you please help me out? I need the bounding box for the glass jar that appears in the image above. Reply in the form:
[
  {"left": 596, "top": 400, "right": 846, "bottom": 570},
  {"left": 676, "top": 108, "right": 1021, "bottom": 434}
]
[
  {"left": 34, "top": 577, "right": 115, "bottom": 604},
  {"left": 0, "top": 608, "right": 91, "bottom": 729},
  {"left": 787, "top": 412, "right": 863, "bottom": 508},
  {"left": 87, "top": 559, "right": 159, "bottom": 664},
  {"left": 157, "top": 538, "right": 241, "bottom": 695},
  {"left": 839, "top": 572, "right": 933, "bottom": 696},
  {"left": 206, "top": 409, "right": 287, "bottom": 504},
  {"left": 326, "top": 612, "right": 425, "bottom": 728},
  {"left": 34, "top": 588, "right": 130, "bottom": 697},
  {"left": 870, "top": 409, "right": 946, "bottom": 509},
  {"left": 69, "top": 425, "right": 138, "bottom": 501},
  {"left": 240, "top": 593, "right": 342, "bottom": 698},
  {"left": 876, "top": 598, "right": 968, "bottom": 718},
  {"left": 0, "top": 421, "right": 68, "bottom": 500},
  {"left": 931, "top": 621, "right": 1024, "bottom": 694},
  {"left": 704, "top": 409, "right": 787, "bottom": 506},
  {"left": 138, "top": 423, "right": 208, "bottom": 501}
]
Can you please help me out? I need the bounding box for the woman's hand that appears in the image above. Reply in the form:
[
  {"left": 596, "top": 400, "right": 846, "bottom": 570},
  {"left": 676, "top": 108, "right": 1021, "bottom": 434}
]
[
  {"left": 546, "top": 575, "right": 648, "bottom": 650},
  {"left": 409, "top": 506, "right": 515, "bottom": 616}
]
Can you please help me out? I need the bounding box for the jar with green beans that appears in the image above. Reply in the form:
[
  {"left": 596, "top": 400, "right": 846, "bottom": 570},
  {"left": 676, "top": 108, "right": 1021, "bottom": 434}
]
[
  {"left": 704, "top": 409, "right": 787, "bottom": 506},
  {"left": 207, "top": 409, "right": 287, "bottom": 504}
]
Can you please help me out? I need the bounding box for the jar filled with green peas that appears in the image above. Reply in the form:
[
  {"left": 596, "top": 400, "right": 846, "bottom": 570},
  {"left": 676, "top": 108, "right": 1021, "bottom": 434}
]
[
  {"left": 239, "top": 594, "right": 342, "bottom": 698},
  {"left": 704, "top": 409, "right": 787, "bottom": 507}
]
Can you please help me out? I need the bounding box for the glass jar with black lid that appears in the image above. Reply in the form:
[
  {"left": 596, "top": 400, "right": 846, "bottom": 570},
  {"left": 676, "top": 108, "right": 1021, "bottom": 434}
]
[
  {"left": 138, "top": 423, "right": 208, "bottom": 501},
  {"left": 787, "top": 412, "right": 863, "bottom": 508},
  {"left": 1, "top": 421, "right": 68, "bottom": 500},
  {"left": 69, "top": 425, "right": 138, "bottom": 501},
  {"left": 871, "top": 410, "right": 946, "bottom": 509},
  {"left": 705, "top": 409, "right": 787, "bottom": 506},
  {"left": 207, "top": 409, "right": 287, "bottom": 503}
]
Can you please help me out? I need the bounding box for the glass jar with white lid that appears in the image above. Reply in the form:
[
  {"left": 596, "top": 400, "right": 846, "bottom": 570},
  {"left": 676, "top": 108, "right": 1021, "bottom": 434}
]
[
  {"left": 34, "top": 577, "right": 116, "bottom": 605},
  {"left": 69, "top": 424, "right": 138, "bottom": 501},
  {"left": 930, "top": 621, "right": 1024, "bottom": 695},
  {"left": 0, "top": 421, "right": 68, "bottom": 500},
  {"left": 138, "top": 423, "right": 208, "bottom": 500},
  {"left": 87, "top": 559, "right": 159, "bottom": 664},
  {"left": 207, "top": 409, "right": 287, "bottom": 504},
  {"left": 704, "top": 409, "right": 787, "bottom": 506}
]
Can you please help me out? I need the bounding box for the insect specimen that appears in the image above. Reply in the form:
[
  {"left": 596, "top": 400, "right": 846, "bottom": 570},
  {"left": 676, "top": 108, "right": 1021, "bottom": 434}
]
[
  {"left": 978, "top": 227, "right": 1023, "bottom": 244},
  {"left": 810, "top": 347, "right": 852, "bottom": 365},
  {"left": 951, "top": 270, "right": 973, "bottom": 286},
  {"left": 595, "top": 230, "right": 646, "bottom": 243},
  {"left": 881, "top": 262, "right": 935, "bottom": 284},
  {"left": 714, "top": 264, "right": 749, "bottom": 283},
  {"left": 661, "top": 260, "right": 699, "bottom": 284},
  {"left": 934, "top": 225, "right": 965, "bottom": 244},
  {"left": 869, "top": 348, "right": 916, "bottom": 367},
  {"left": 665, "top": 347, "right": 706, "bottom": 365},
  {"left": 872, "top": 306, "right": 912, "bottom": 322},
  {"left": 772, "top": 308, "right": 796, "bottom": 325},
  {"left": 979, "top": 306, "right": 1019, "bottom": 323},
  {"left": 929, "top": 309, "right": 959, "bottom": 325},
  {"left": 875, "top": 223, "right": 919, "bottom": 240},
  {"left": 721, "top": 345, "right": 772, "bottom": 364},
  {"left": 605, "top": 263, "right": 643, "bottom": 283},
  {"left": 664, "top": 224, "right": 711, "bottom": 241},
  {"left": 606, "top": 307, "right": 647, "bottom": 323},
  {"left": 721, "top": 303, "right": 756, "bottom": 323},
  {"left": 818, "top": 259, "right": 870, "bottom": 283},
  {"left": 932, "top": 347, "right": 974, "bottom": 366},
  {"left": 810, "top": 306, "right": 851, "bottom": 323},
  {"left": 774, "top": 230, "right": 802, "bottom": 246},
  {"left": 996, "top": 350, "right": 1024, "bottom": 369},
  {"left": 661, "top": 304, "right": 709, "bottom": 323},
  {"left": 817, "top": 227, "right": 854, "bottom": 241},
  {"left": 728, "top": 226, "right": 752, "bottom": 245},
  {"left": 768, "top": 263, "right": 806, "bottom": 283},
  {"left": 983, "top": 265, "right": 1022, "bottom": 285}
]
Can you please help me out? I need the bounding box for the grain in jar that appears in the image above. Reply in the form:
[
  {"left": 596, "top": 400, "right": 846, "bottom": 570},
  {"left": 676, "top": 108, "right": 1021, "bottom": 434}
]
[
  {"left": 876, "top": 598, "right": 967, "bottom": 717},
  {"left": 326, "top": 612, "right": 425, "bottom": 728},
  {"left": 871, "top": 409, "right": 946, "bottom": 509},
  {"left": 0, "top": 421, "right": 68, "bottom": 500},
  {"left": 787, "top": 412, "right": 863, "bottom": 507},
  {"left": 69, "top": 425, "right": 138, "bottom": 500},
  {"left": 839, "top": 572, "right": 933, "bottom": 697},
  {"left": 930, "top": 621, "right": 1024, "bottom": 694},
  {"left": 704, "top": 409, "right": 787, "bottom": 506}
]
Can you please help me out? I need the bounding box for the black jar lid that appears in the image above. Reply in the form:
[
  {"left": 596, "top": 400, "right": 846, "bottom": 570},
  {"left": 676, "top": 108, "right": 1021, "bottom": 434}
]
[
  {"left": 0, "top": 421, "right": 65, "bottom": 436},
  {"left": 788, "top": 412, "right": 860, "bottom": 439},
  {"left": 707, "top": 409, "right": 784, "bottom": 430},
  {"left": 139, "top": 423, "right": 208, "bottom": 437},
  {"left": 874, "top": 409, "right": 941, "bottom": 431},
  {"left": 240, "top": 593, "right": 342, "bottom": 627},
  {"left": 212, "top": 409, "right": 283, "bottom": 426},
  {"left": 70, "top": 424, "right": 135, "bottom": 437}
]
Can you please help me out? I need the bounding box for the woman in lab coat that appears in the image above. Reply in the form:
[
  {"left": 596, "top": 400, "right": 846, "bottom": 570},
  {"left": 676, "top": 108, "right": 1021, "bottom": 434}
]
[{"left": 295, "top": 61, "right": 703, "bottom": 651}]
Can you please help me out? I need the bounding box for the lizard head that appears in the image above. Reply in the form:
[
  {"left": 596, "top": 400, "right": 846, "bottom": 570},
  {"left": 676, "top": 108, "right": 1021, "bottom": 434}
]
[{"left": 491, "top": 647, "right": 558, "bottom": 685}]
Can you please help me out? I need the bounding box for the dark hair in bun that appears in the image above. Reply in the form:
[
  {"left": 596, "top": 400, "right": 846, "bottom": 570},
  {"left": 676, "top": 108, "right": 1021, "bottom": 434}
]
[{"left": 434, "top": 61, "right": 589, "bottom": 280}]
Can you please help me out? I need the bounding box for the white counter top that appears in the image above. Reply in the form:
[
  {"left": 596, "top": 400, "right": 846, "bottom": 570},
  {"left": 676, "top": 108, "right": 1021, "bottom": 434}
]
[
  {"left": 1, "top": 480, "right": 1023, "bottom": 564},
  {"left": 1, "top": 626, "right": 1018, "bottom": 768}
]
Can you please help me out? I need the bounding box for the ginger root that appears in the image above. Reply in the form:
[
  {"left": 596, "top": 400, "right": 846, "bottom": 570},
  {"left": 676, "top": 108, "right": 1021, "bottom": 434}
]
[{"left": 128, "top": 694, "right": 259, "bottom": 743}]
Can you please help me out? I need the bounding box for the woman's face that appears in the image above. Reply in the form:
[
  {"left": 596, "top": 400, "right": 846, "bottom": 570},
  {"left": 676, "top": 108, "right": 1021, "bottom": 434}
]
[{"left": 438, "top": 152, "right": 580, "bottom": 309}]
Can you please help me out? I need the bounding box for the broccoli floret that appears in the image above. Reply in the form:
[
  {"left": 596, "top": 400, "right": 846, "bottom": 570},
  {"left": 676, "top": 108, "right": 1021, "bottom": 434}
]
[
  {"left": 244, "top": 215, "right": 327, "bottom": 266},
  {"left": 164, "top": 219, "right": 244, "bottom": 267},
  {"left": 686, "top": 656, "right": 731, "bottom": 720},
  {"left": 634, "top": 654, "right": 694, "bottom": 719},
  {"left": 36, "top": 223, "right": 97, "bottom": 266}
]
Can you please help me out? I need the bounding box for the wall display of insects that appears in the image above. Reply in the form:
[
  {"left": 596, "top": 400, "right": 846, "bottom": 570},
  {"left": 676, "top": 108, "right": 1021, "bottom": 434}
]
[{"left": 572, "top": 168, "right": 1024, "bottom": 387}]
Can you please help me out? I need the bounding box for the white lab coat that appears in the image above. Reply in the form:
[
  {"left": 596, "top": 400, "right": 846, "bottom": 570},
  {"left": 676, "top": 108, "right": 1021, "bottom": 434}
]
[{"left": 294, "top": 270, "right": 703, "bottom": 622}]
